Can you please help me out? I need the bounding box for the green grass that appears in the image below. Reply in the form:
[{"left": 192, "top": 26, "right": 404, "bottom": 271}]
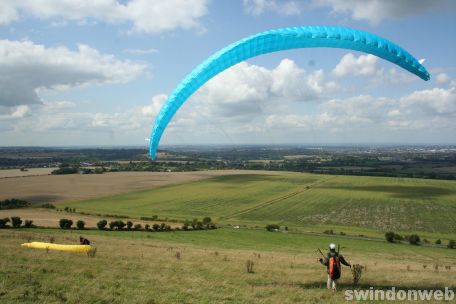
[
  {"left": 61, "top": 172, "right": 456, "bottom": 234},
  {"left": 1, "top": 228, "right": 455, "bottom": 303}
]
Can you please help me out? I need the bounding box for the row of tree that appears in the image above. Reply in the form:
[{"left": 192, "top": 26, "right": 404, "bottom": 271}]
[
  {"left": 385, "top": 231, "right": 456, "bottom": 248},
  {"left": 58, "top": 217, "right": 217, "bottom": 232},
  {"left": 0, "top": 217, "right": 34, "bottom": 228},
  {"left": 0, "top": 199, "right": 30, "bottom": 210}
]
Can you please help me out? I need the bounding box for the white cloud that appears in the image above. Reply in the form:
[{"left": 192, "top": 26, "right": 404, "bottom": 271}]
[
  {"left": 0, "top": 39, "right": 146, "bottom": 106},
  {"left": 3, "top": 55, "right": 455, "bottom": 145},
  {"left": 332, "top": 53, "right": 416, "bottom": 84},
  {"left": 11, "top": 105, "right": 31, "bottom": 118},
  {"left": 243, "top": 0, "right": 301, "bottom": 16},
  {"left": 400, "top": 87, "right": 456, "bottom": 115},
  {"left": 314, "top": 0, "right": 456, "bottom": 24},
  {"left": 192, "top": 59, "right": 337, "bottom": 119},
  {"left": 141, "top": 94, "right": 167, "bottom": 116},
  {"left": 319, "top": 87, "right": 456, "bottom": 131},
  {"left": 123, "top": 48, "right": 159, "bottom": 55},
  {"left": 332, "top": 53, "right": 378, "bottom": 78},
  {"left": 436, "top": 73, "right": 450, "bottom": 84},
  {"left": 261, "top": 86, "right": 456, "bottom": 142},
  {"left": 0, "top": 0, "right": 209, "bottom": 33}
]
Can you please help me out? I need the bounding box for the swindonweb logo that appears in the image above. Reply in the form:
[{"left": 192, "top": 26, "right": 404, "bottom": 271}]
[{"left": 345, "top": 287, "right": 454, "bottom": 301}]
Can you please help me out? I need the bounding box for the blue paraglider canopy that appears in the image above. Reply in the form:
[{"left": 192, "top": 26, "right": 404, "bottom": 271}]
[{"left": 149, "top": 26, "right": 430, "bottom": 160}]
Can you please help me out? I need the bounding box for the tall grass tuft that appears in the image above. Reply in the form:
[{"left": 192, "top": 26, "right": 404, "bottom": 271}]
[
  {"left": 246, "top": 260, "right": 254, "bottom": 273},
  {"left": 87, "top": 247, "right": 97, "bottom": 258},
  {"left": 351, "top": 264, "right": 364, "bottom": 285}
]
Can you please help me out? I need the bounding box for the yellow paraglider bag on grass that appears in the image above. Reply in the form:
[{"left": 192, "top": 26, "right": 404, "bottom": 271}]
[{"left": 21, "top": 242, "right": 92, "bottom": 253}]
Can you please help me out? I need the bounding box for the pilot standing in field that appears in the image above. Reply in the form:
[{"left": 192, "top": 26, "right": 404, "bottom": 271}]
[
  {"left": 79, "top": 236, "right": 90, "bottom": 245},
  {"left": 319, "top": 243, "right": 351, "bottom": 290}
]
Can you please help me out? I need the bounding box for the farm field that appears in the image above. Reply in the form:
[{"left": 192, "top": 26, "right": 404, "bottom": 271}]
[
  {"left": 1, "top": 228, "right": 455, "bottom": 303},
  {"left": 0, "top": 170, "right": 272, "bottom": 203},
  {"left": 0, "top": 168, "right": 56, "bottom": 178},
  {"left": 60, "top": 172, "right": 456, "bottom": 234}
]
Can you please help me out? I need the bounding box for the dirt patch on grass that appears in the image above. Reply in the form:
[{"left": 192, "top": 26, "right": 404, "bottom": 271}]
[{"left": 0, "top": 170, "right": 273, "bottom": 203}]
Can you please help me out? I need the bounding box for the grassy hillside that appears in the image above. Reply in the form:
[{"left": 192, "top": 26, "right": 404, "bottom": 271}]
[
  {"left": 60, "top": 172, "right": 456, "bottom": 233},
  {"left": 1, "top": 229, "right": 455, "bottom": 303}
]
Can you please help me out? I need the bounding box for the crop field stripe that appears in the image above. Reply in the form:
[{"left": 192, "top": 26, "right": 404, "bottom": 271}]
[{"left": 222, "top": 176, "right": 339, "bottom": 220}]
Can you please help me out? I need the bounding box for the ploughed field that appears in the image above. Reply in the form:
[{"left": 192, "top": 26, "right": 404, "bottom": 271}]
[{"left": 0, "top": 170, "right": 272, "bottom": 203}]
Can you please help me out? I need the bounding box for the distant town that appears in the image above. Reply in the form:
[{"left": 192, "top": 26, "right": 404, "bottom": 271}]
[{"left": 1, "top": 145, "right": 455, "bottom": 180}]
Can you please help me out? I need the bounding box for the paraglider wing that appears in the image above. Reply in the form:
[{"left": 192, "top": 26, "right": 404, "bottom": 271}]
[{"left": 149, "top": 26, "right": 430, "bottom": 159}]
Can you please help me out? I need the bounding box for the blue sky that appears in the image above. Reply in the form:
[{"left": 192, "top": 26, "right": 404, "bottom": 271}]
[{"left": 0, "top": 0, "right": 455, "bottom": 147}]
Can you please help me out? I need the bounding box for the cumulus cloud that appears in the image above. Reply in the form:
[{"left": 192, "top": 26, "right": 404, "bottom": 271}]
[
  {"left": 0, "top": 0, "right": 209, "bottom": 33},
  {"left": 192, "top": 59, "right": 337, "bottom": 119},
  {"left": 1, "top": 97, "right": 159, "bottom": 137},
  {"left": 0, "top": 39, "right": 146, "bottom": 107},
  {"left": 332, "top": 53, "right": 416, "bottom": 84},
  {"left": 318, "top": 87, "right": 456, "bottom": 131},
  {"left": 183, "top": 59, "right": 338, "bottom": 123},
  {"left": 332, "top": 53, "right": 379, "bottom": 78},
  {"left": 243, "top": 0, "right": 301, "bottom": 16},
  {"left": 3, "top": 55, "right": 455, "bottom": 145},
  {"left": 314, "top": 0, "right": 456, "bottom": 24},
  {"left": 261, "top": 86, "right": 456, "bottom": 144}
]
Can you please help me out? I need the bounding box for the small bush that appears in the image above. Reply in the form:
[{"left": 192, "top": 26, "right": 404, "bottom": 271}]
[
  {"left": 97, "top": 220, "right": 107, "bottom": 230},
  {"left": 0, "top": 217, "right": 10, "bottom": 228},
  {"left": 41, "top": 203, "right": 56, "bottom": 209},
  {"left": 202, "top": 217, "right": 212, "bottom": 224},
  {"left": 448, "top": 240, "right": 456, "bottom": 249},
  {"left": 206, "top": 223, "right": 217, "bottom": 229},
  {"left": 11, "top": 216, "right": 22, "bottom": 228},
  {"left": 145, "top": 224, "right": 150, "bottom": 231},
  {"left": 59, "top": 218, "right": 73, "bottom": 229},
  {"left": 76, "top": 220, "right": 85, "bottom": 230},
  {"left": 51, "top": 167, "right": 78, "bottom": 175},
  {"left": 24, "top": 220, "right": 34, "bottom": 228},
  {"left": 152, "top": 223, "right": 160, "bottom": 231},
  {"left": 266, "top": 224, "right": 280, "bottom": 232},
  {"left": 394, "top": 233, "right": 404, "bottom": 241},
  {"left": 140, "top": 215, "right": 158, "bottom": 221},
  {"left": 385, "top": 231, "right": 403, "bottom": 243},
  {"left": 408, "top": 234, "right": 421, "bottom": 245},
  {"left": 191, "top": 218, "right": 198, "bottom": 229},
  {"left": 351, "top": 264, "right": 364, "bottom": 285},
  {"left": 134, "top": 224, "right": 142, "bottom": 230},
  {"left": 435, "top": 239, "right": 442, "bottom": 245},
  {"left": 109, "top": 220, "right": 126, "bottom": 230},
  {"left": 385, "top": 231, "right": 395, "bottom": 243},
  {"left": 323, "top": 229, "right": 335, "bottom": 235},
  {"left": 126, "top": 221, "right": 133, "bottom": 230}
]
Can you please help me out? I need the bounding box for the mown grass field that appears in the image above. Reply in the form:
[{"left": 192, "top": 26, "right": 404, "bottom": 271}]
[
  {"left": 1, "top": 228, "right": 455, "bottom": 303},
  {"left": 60, "top": 172, "right": 456, "bottom": 234}
]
